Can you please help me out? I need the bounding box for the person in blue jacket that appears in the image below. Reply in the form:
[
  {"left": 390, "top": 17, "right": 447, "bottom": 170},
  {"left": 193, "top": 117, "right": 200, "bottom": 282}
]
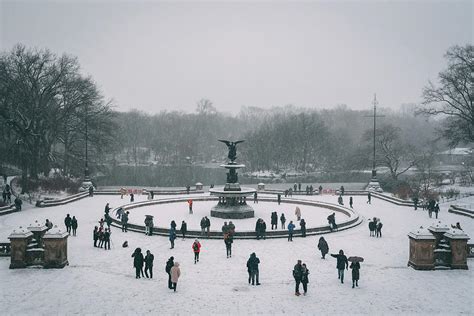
[{"left": 288, "top": 221, "right": 295, "bottom": 241}]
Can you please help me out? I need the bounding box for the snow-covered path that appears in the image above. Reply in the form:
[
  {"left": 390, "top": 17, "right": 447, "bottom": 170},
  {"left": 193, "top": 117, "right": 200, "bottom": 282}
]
[{"left": 0, "top": 193, "right": 472, "bottom": 315}]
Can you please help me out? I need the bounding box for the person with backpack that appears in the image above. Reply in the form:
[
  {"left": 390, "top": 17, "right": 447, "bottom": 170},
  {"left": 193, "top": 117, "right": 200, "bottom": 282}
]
[
  {"left": 131, "top": 248, "right": 144, "bottom": 279},
  {"left": 246, "top": 252, "right": 260, "bottom": 285},
  {"left": 144, "top": 250, "right": 154, "bottom": 278},
  {"left": 224, "top": 232, "right": 233, "bottom": 258},
  {"left": 165, "top": 256, "right": 174, "bottom": 288},
  {"left": 192, "top": 239, "right": 201, "bottom": 264}
]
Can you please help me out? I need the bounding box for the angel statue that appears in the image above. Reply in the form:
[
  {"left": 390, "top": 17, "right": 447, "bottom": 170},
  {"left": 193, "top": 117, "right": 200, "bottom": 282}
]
[{"left": 218, "top": 140, "right": 245, "bottom": 162}]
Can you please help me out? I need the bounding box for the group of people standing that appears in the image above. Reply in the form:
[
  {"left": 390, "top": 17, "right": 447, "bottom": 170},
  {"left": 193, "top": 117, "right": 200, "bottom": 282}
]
[
  {"left": 368, "top": 217, "right": 383, "bottom": 237},
  {"left": 64, "top": 214, "right": 78, "bottom": 236},
  {"left": 199, "top": 216, "right": 211, "bottom": 237},
  {"left": 132, "top": 248, "right": 155, "bottom": 279}
]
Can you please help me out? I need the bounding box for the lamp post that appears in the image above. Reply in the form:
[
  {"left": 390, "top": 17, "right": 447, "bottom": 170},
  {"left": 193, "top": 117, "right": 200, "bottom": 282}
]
[
  {"left": 364, "top": 94, "right": 384, "bottom": 192},
  {"left": 81, "top": 103, "right": 93, "bottom": 191}
]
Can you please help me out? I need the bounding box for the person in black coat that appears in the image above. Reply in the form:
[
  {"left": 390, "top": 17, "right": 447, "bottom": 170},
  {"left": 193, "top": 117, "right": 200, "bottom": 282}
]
[
  {"left": 165, "top": 256, "right": 174, "bottom": 288},
  {"left": 103, "top": 228, "right": 111, "bottom": 250},
  {"left": 246, "top": 252, "right": 260, "bottom": 285},
  {"left": 93, "top": 226, "right": 99, "bottom": 247},
  {"left": 271, "top": 212, "right": 278, "bottom": 230},
  {"left": 132, "top": 248, "right": 144, "bottom": 279},
  {"left": 293, "top": 260, "right": 303, "bottom": 296},
  {"left": 130, "top": 193, "right": 134, "bottom": 203},
  {"left": 369, "top": 219, "right": 376, "bottom": 237},
  {"left": 300, "top": 219, "right": 306, "bottom": 237},
  {"left": 331, "top": 249, "right": 348, "bottom": 284},
  {"left": 349, "top": 196, "right": 353, "bottom": 208},
  {"left": 301, "top": 263, "right": 310, "bottom": 295},
  {"left": 277, "top": 194, "right": 281, "bottom": 205},
  {"left": 144, "top": 250, "right": 154, "bottom": 278},
  {"left": 280, "top": 213, "right": 286, "bottom": 229},
  {"left": 180, "top": 220, "right": 187, "bottom": 240},
  {"left": 64, "top": 214, "right": 72, "bottom": 233},
  {"left": 317, "top": 236, "right": 329, "bottom": 259},
  {"left": 350, "top": 261, "right": 360, "bottom": 288},
  {"left": 71, "top": 216, "right": 78, "bottom": 236},
  {"left": 14, "top": 197, "right": 22, "bottom": 211}
]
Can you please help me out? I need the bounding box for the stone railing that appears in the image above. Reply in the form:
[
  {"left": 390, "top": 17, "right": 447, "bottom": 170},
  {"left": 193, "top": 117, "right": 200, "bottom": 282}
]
[
  {"left": 448, "top": 205, "right": 474, "bottom": 218},
  {"left": 334, "top": 190, "right": 414, "bottom": 207},
  {"left": 109, "top": 196, "right": 362, "bottom": 239},
  {"left": 36, "top": 191, "right": 89, "bottom": 207}
]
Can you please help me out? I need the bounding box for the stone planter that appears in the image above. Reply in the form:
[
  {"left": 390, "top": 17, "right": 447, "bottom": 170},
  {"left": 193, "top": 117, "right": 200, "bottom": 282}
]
[
  {"left": 43, "top": 226, "right": 69, "bottom": 269},
  {"left": 408, "top": 227, "right": 436, "bottom": 270},
  {"left": 444, "top": 229, "right": 470, "bottom": 269},
  {"left": 9, "top": 227, "right": 33, "bottom": 269}
]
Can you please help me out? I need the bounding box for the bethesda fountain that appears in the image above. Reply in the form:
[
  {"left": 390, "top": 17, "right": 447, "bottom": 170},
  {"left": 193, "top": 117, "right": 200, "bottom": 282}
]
[{"left": 209, "top": 140, "right": 256, "bottom": 219}]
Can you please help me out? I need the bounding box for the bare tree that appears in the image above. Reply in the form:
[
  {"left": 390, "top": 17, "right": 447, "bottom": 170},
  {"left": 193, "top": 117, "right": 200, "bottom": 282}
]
[{"left": 418, "top": 45, "right": 474, "bottom": 146}]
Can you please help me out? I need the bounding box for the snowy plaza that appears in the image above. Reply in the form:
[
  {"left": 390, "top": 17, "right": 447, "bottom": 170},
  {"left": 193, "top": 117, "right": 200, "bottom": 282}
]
[{"left": 1, "top": 191, "right": 473, "bottom": 315}]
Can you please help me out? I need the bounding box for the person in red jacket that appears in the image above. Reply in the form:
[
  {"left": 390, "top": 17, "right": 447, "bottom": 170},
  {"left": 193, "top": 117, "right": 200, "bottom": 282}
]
[
  {"left": 192, "top": 239, "right": 201, "bottom": 264},
  {"left": 188, "top": 199, "right": 193, "bottom": 214}
]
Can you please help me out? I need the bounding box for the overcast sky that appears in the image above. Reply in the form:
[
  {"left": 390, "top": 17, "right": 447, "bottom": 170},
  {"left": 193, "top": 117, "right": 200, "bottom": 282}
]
[{"left": 1, "top": 0, "right": 472, "bottom": 114}]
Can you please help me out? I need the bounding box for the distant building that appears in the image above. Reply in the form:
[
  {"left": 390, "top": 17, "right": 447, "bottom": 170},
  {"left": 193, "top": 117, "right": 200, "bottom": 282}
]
[{"left": 437, "top": 147, "right": 473, "bottom": 165}]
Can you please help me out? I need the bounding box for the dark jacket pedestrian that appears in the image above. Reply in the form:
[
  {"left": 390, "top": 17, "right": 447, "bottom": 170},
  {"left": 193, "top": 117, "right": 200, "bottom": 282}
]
[
  {"left": 130, "top": 193, "right": 134, "bottom": 202},
  {"left": 350, "top": 261, "right": 360, "bottom": 288},
  {"left": 64, "top": 214, "right": 72, "bottom": 233},
  {"left": 246, "top": 252, "right": 260, "bottom": 285},
  {"left": 331, "top": 250, "right": 348, "bottom": 284},
  {"left": 71, "top": 216, "right": 78, "bottom": 236},
  {"left": 369, "top": 219, "right": 376, "bottom": 237},
  {"left": 367, "top": 192, "right": 371, "bottom": 204},
  {"left": 93, "top": 226, "right": 99, "bottom": 247},
  {"left": 121, "top": 211, "right": 129, "bottom": 232},
  {"left": 300, "top": 219, "right": 306, "bottom": 237},
  {"left": 317, "top": 236, "right": 329, "bottom": 259},
  {"left": 132, "top": 248, "right": 144, "bottom": 278},
  {"left": 144, "top": 250, "right": 154, "bottom": 278},
  {"left": 103, "top": 229, "right": 111, "bottom": 250},
  {"left": 180, "top": 221, "right": 187, "bottom": 239},
  {"left": 280, "top": 213, "right": 286, "bottom": 229},
  {"left": 253, "top": 191, "right": 258, "bottom": 203},
  {"left": 271, "top": 212, "right": 278, "bottom": 230},
  {"left": 293, "top": 260, "right": 303, "bottom": 295},
  {"left": 205, "top": 217, "right": 211, "bottom": 237},
  {"left": 169, "top": 227, "right": 177, "bottom": 249},
  {"left": 88, "top": 186, "right": 94, "bottom": 197},
  {"left": 165, "top": 256, "right": 174, "bottom": 288},
  {"left": 376, "top": 221, "right": 383, "bottom": 238},
  {"left": 349, "top": 196, "right": 353, "bottom": 208},
  {"left": 224, "top": 232, "right": 233, "bottom": 258},
  {"left": 14, "top": 197, "right": 22, "bottom": 211},
  {"left": 327, "top": 213, "right": 337, "bottom": 231},
  {"left": 277, "top": 194, "right": 281, "bottom": 205},
  {"left": 301, "top": 263, "right": 310, "bottom": 294}
]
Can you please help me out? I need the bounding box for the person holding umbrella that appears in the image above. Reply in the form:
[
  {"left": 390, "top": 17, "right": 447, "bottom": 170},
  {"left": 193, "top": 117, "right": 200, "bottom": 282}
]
[
  {"left": 330, "top": 249, "right": 348, "bottom": 284},
  {"left": 348, "top": 256, "right": 364, "bottom": 288}
]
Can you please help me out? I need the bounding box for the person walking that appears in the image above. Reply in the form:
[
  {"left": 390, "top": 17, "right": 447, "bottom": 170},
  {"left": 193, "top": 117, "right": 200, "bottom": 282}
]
[
  {"left": 367, "top": 192, "right": 371, "bottom": 204},
  {"left": 64, "top": 214, "right": 72, "bottom": 233},
  {"left": 88, "top": 186, "right": 94, "bottom": 197},
  {"left": 350, "top": 261, "right": 361, "bottom": 288},
  {"left": 169, "top": 226, "right": 177, "bottom": 249},
  {"left": 14, "top": 196, "right": 22, "bottom": 211},
  {"left": 349, "top": 196, "right": 353, "bottom": 208},
  {"left": 224, "top": 232, "right": 233, "bottom": 258},
  {"left": 246, "top": 252, "right": 260, "bottom": 285},
  {"left": 104, "top": 202, "right": 111, "bottom": 215},
  {"left": 192, "top": 239, "right": 201, "bottom": 264},
  {"left": 300, "top": 219, "right": 306, "bottom": 237},
  {"left": 434, "top": 203, "right": 440, "bottom": 219},
  {"left": 317, "top": 236, "right": 329, "bottom": 259},
  {"left": 280, "top": 213, "right": 286, "bottom": 230},
  {"left": 121, "top": 211, "right": 129, "bottom": 232},
  {"left": 93, "top": 226, "right": 99, "bottom": 247},
  {"left": 319, "top": 185, "right": 323, "bottom": 194},
  {"left": 327, "top": 213, "right": 337, "bottom": 231},
  {"left": 376, "top": 220, "right": 383, "bottom": 238},
  {"left": 180, "top": 220, "right": 187, "bottom": 240},
  {"left": 340, "top": 185, "right": 345, "bottom": 196},
  {"left": 132, "top": 248, "right": 144, "bottom": 279},
  {"left": 165, "top": 256, "right": 174, "bottom": 289},
  {"left": 271, "top": 212, "right": 278, "bottom": 230},
  {"left": 170, "top": 262, "right": 181, "bottom": 292},
  {"left": 130, "top": 193, "right": 134, "bottom": 203},
  {"left": 71, "top": 216, "right": 78, "bottom": 236},
  {"left": 288, "top": 221, "right": 295, "bottom": 241},
  {"left": 331, "top": 250, "right": 349, "bottom": 284},
  {"left": 277, "top": 194, "right": 281, "bottom": 205},
  {"left": 253, "top": 191, "right": 258, "bottom": 204},
  {"left": 144, "top": 250, "right": 154, "bottom": 279},
  {"left": 293, "top": 259, "right": 303, "bottom": 296},
  {"left": 301, "top": 263, "right": 310, "bottom": 295},
  {"left": 103, "top": 228, "right": 111, "bottom": 250},
  {"left": 295, "top": 207, "right": 301, "bottom": 221}
]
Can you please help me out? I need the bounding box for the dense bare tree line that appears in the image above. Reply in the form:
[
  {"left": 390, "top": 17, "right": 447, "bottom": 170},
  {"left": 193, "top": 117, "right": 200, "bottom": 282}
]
[{"left": 0, "top": 44, "right": 471, "bottom": 190}]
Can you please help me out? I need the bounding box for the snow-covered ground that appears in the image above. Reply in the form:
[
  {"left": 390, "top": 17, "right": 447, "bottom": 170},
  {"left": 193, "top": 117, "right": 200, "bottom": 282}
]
[{"left": 0, "top": 193, "right": 473, "bottom": 315}]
